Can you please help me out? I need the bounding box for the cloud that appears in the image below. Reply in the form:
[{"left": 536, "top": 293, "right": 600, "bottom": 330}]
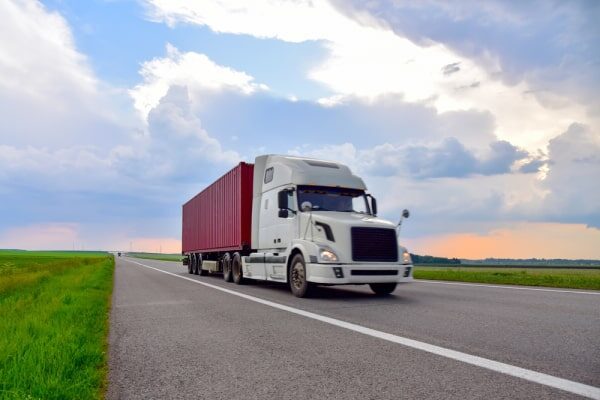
[
  {"left": 142, "top": 0, "right": 592, "bottom": 151},
  {"left": 122, "top": 85, "right": 241, "bottom": 181},
  {"left": 143, "top": 0, "right": 349, "bottom": 42},
  {"left": 0, "top": 4, "right": 245, "bottom": 248},
  {"left": 478, "top": 140, "right": 529, "bottom": 175},
  {"left": 130, "top": 44, "right": 268, "bottom": 119},
  {"left": 442, "top": 62, "right": 461, "bottom": 76},
  {"left": 0, "top": 0, "right": 96, "bottom": 100},
  {"left": 519, "top": 158, "right": 546, "bottom": 174},
  {"left": 539, "top": 123, "right": 600, "bottom": 227},
  {"left": 0, "top": 17, "right": 242, "bottom": 248},
  {"left": 0, "top": 86, "right": 240, "bottom": 193},
  {"left": 331, "top": 0, "right": 600, "bottom": 141},
  {"left": 0, "top": 0, "right": 132, "bottom": 150},
  {"left": 331, "top": 1, "right": 600, "bottom": 102},
  {"left": 291, "top": 138, "right": 533, "bottom": 179}
]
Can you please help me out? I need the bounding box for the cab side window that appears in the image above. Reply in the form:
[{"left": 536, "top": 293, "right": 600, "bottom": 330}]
[{"left": 264, "top": 167, "right": 274, "bottom": 183}]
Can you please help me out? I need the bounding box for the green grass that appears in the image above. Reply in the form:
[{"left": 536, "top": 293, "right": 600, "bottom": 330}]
[
  {"left": 413, "top": 266, "right": 600, "bottom": 290},
  {"left": 127, "top": 252, "right": 182, "bottom": 262},
  {"left": 0, "top": 251, "right": 114, "bottom": 399}
]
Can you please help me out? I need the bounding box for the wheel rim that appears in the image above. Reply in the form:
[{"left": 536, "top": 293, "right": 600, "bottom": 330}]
[{"left": 291, "top": 262, "right": 305, "bottom": 290}]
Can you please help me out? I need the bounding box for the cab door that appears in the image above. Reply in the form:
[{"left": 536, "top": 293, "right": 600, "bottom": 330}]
[
  {"left": 273, "top": 188, "right": 297, "bottom": 248},
  {"left": 266, "top": 189, "right": 296, "bottom": 281},
  {"left": 258, "top": 188, "right": 279, "bottom": 250}
]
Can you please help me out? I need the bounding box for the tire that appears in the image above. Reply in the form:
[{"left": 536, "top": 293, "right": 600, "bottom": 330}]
[
  {"left": 232, "top": 252, "right": 244, "bottom": 284},
  {"left": 369, "top": 282, "right": 397, "bottom": 296},
  {"left": 187, "top": 255, "right": 193, "bottom": 274},
  {"left": 193, "top": 254, "right": 199, "bottom": 275},
  {"left": 289, "top": 253, "right": 313, "bottom": 298},
  {"left": 222, "top": 253, "right": 233, "bottom": 282}
]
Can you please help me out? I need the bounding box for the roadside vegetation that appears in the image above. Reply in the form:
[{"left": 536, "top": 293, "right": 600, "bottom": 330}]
[
  {"left": 0, "top": 250, "right": 114, "bottom": 399},
  {"left": 127, "top": 252, "right": 182, "bottom": 262},
  {"left": 413, "top": 265, "right": 600, "bottom": 290}
]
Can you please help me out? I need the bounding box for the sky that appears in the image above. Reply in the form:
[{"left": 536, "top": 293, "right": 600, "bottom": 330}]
[{"left": 1, "top": 0, "right": 599, "bottom": 258}]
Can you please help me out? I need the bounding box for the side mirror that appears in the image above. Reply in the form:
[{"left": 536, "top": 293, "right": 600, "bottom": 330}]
[
  {"left": 277, "top": 190, "right": 289, "bottom": 210},
  {"left": 402, "top": 209, "right": 410, "bottom": 218},
  {"left": 371, "top": 197, "right": 378, "bottom": 216},
  {"left": 278, "top": 209, "right": 289, "bottom": 218}
]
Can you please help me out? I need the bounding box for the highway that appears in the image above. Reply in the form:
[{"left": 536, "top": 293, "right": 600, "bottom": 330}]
[{"left": 107, "top": 257, "right": 600, "bottom": 399}]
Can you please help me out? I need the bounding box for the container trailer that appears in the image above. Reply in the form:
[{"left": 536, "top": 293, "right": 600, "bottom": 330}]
[{"left": 182, "top": 155, "right": 413, "bottom": 297}]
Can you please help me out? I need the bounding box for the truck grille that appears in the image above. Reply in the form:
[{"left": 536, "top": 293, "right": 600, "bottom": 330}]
[{"left": 351, "top": 227, "right": 398, "bottom": 262}]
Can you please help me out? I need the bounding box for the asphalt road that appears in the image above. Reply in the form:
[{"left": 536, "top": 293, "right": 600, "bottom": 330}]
[{"left": 107, "top": 257, "right": 600, "bottom": 399}]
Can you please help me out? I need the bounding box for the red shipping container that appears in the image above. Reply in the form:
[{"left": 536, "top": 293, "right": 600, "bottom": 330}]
[{"left": 182, "top": 162, "right": 254, "bottom": 254}]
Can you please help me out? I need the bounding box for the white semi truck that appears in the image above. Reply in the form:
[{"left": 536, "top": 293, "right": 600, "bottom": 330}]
[{"left": 182, "top": 155, "right": 413, "bottom": 297}]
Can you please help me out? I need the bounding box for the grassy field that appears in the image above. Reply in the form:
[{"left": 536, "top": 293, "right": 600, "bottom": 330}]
[
  {"left": 0, "top": 250, "right": 114, "bottom": 399},
  {"left": 413, "top": 265, "right": 600, "bottom": 290},
  {"left": 126, "top": 252, "right": 182, "bottom": 262}
]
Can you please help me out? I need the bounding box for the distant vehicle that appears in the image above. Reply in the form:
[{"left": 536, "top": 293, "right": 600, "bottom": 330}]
[
  {"left": 182, "top": 155, "right": 413, "bottom": 297},
  {"left": 118, "top": 252, "right": 121, "bottom": 257}
]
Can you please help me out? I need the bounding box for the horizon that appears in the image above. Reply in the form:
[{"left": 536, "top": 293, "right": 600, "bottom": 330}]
[
  {"left": 1, "top": 1, "right": 599, "bottom": 258},
  {"left": 3, "top": 248, "right": 600, "bottom": 263}
]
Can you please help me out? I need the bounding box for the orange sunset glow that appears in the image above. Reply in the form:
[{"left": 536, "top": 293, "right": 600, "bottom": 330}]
[{"left": 406, "top": 223, "right": 600, "bottom": 259}]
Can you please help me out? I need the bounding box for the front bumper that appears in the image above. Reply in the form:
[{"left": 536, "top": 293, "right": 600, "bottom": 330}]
[{"left": 306, "top": 263, "right": 414, "bottom": 284}]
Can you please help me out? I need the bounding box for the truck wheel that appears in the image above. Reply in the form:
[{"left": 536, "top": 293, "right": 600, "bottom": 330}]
[
  {"left": 193, "top": 254, "right": 199, "bottom": 275},
  {"left": 187, "top": 255, "right": 193, "bottom": 274},
  {"left": 369, "top": 282, "right": 397, "bottom": 295},
  {"left": 222, "top": 253, "right": 233, "bottom": 282},
  {"left": 289, "top": 253, "right": 313, "bottom": 298},
  {"left": 197, "top": 254, "right": 208, "bottom": 276},
  {"left": 232, "top": 253, "right": 244, "bottom": 284}
]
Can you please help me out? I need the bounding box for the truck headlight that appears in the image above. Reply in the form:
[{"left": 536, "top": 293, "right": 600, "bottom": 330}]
[
  {"left": 402, "top": 250, "right": 412, "bottom": 265},
  {"left": 319, "top": 247, "right": 339, "bottom": 262}
]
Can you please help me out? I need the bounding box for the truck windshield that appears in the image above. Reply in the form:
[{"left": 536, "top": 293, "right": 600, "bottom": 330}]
[{"left": 297, "top": 185, "right": 371, "bottom": 214}]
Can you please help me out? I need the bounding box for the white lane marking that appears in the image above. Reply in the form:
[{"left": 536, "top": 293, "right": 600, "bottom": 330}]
[
  {"left": 415, "top": 279, "right": 600, "bottom": 296},
  {"left": 125, "top": 259, "right": 600, "bottom": 400}
]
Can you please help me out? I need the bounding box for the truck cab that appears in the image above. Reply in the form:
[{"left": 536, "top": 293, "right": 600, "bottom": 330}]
[{"left": 243, "top": 155, "right": 413, "bottom": 297}]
